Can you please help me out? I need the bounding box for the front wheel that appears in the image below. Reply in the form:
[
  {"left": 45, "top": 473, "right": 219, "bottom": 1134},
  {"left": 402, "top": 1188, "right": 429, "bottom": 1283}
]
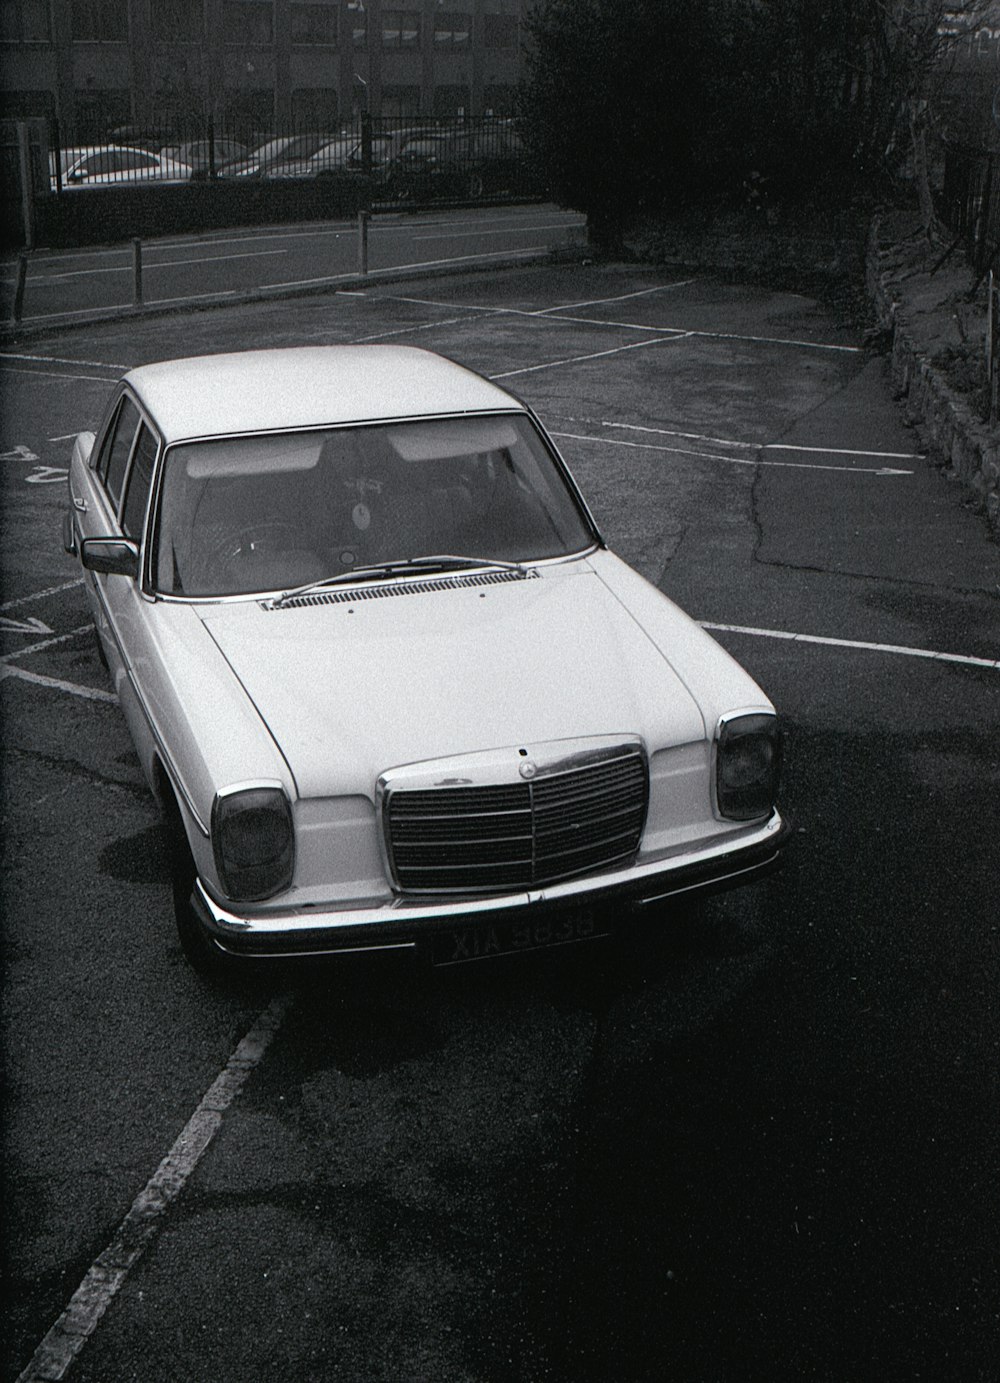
[{"left": 165, "top": 804, "right": 233, "bottom": 978}]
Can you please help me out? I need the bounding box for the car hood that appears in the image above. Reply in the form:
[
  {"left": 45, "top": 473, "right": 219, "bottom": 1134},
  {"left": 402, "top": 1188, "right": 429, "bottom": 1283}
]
[{"left": 198, "top": 564, "right": 707, "bottom": 799}]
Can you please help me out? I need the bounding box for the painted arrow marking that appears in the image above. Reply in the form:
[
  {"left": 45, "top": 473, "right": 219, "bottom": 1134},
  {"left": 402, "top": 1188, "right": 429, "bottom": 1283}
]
[
  {"left": 26, "top": 466, "right": 69, "bottom": 485},
  {"left": 0, "top": 444, "right": 40, "bottom": 463},
  {"left": 0, "top": 615, "right": 54, "bottom": 636}
]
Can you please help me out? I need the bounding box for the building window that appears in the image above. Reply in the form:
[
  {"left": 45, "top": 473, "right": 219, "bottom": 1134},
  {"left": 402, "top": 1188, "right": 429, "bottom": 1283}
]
[
  {"left": 346, "top": 0, "right": 365, "bottom": 48},
  {"left": 291, "top": 3, "right": 337, "bottom": 46},
  {"left": 72, "top": 0, "right": 127, "bottom": 42},
  {"left": 382, "top": 10, "right": 420, "bottom": 49},
  {"left": 380, "top": 85, "right": 420, "bottom": 117},
  {"left": 432, "top": 84, "right": 470, "bottom": 116},
  {"left": 0, "top": 0, "right": 51, "bottom": 42},
  {"left": 483, "top": 14, "right": 517, "bottom": 49},
  {"left": 153, "top": 0, "right": 202, "bottom": 42},
  {"left": 223, "top": 0, "right": 273, "bottom": 44},
  {"left": 291, "top": 87, "right": 339, "bottom": 127},
  {"left": 482, "top": 83, "right": 516, "bottom": 117},
  {"left": 434, "top": 12, "right": 471, "bottom": 48},
  {"left": 0, "top": 88, "right": 56, "bottom": 118},
  {"left": 224, "top": 87, "right": 274, "bottom": 139},
  {"left": 74, "top": 89, "right": 131, "bottom": 140}
]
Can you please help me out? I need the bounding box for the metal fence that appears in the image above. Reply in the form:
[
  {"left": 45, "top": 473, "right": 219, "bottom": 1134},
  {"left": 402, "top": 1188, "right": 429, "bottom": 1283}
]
[
  {"left": 939, "top": 144, "right": 1000, "bottom": 286},
  {"left": 38, "top": 114, "right": 535, "bottom": 203}
]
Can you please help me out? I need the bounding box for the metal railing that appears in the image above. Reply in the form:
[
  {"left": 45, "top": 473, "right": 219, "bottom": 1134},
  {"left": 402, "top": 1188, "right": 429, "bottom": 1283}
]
[
  {"left": 38, "top": 114, "right": 535, "bottom": 203},
  {"left": 939, "top": 144, "right": 1000, "bottom": 285}
]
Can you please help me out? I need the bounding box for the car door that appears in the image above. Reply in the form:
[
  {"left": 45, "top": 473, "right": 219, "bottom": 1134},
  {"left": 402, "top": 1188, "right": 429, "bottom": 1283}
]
[
  {"left": 108, "top": 419, "right": 166, "bottom": 774},
  {"left": 76, "top": 392, "right": 156, "bottom": 668},
  {"left": 74, "top": 391, "right": 142, "bottom": 672}
]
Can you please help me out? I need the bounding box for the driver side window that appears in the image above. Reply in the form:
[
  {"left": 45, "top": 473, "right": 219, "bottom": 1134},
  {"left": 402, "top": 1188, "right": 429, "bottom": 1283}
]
[{"left": 95, "top": 396, "right": 141, "bottom": 514}]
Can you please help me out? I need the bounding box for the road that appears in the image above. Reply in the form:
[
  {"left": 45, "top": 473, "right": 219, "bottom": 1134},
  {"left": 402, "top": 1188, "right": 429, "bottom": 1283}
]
[
  {"left": 0, "top": 205, "right": 586, "bottom": 328},
  {"left": 1, "top": 250, "right": 998, "bottom": 1382}
]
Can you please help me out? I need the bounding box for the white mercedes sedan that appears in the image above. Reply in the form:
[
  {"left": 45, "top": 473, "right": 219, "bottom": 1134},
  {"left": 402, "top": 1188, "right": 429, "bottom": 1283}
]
[{"left": 63, "top": 346, "right": 787, "bottom": 972}]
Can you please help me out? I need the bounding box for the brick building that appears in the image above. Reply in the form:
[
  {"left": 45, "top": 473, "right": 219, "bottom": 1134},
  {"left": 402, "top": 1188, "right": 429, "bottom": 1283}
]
[{"left": 0, "top": 0, "right": 526, "bottom": 142}]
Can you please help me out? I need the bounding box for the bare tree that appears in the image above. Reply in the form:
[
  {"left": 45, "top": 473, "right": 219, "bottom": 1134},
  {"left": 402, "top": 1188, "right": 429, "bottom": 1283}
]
[{"left": 872, "top": 0, "right": 994, "bottom": 238}]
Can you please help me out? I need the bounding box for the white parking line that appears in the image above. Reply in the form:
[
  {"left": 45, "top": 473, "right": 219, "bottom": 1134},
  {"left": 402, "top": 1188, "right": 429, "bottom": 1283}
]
[
  {"left": 16, "top": 996, "right": 291, "bottom": 1383},
  {"left": 534, "top": 282, "right": 697, "bottom": 314},
  {"left": 608, "top": 422, "right": 924, "bottom": 462},
  {"left": 414, "top": 222, "right": 588, "bottom": 242},
  {"left": 701, "top": 623, "right": 1000, "bottom": 671},
  {"left": 553, "top": 430, "right": 912, "bottom": 475},
  {"left": 0, "top": 664, "right": 117, "bottom": 703},
  {"left": 492, "top": 334, "right": 694, "bottom": 379},
  {"left": 764, "top": 442, "right": 922, "bottom": 459},
  {"left": 17, "top": 248, "right": 289, "bottom": 285},
  {"left": 380, "top": 291, "right": 862, "bottom": 354},
  {"left": 351, "top": 313, "right": 493, "bottom": 343},
  {"left": 0, "top": 578, "right": 84, "bottom": 612},
  {"left": 258, "top": 246, "right": 546, "bottom": 292},
  {"left": 1, "top": 352, "right": 128, "bottom": 371},
  {"left": 0, "top": 365, "right": 120, "bottom": 383},
  {"left": 0, "top": 625, "right": 90, "bottom": 664}
]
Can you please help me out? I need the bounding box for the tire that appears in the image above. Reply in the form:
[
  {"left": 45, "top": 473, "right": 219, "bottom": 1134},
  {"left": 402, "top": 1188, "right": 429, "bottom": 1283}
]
[{"left": 163, "top": 794, "right": 232, "bottom": 979}]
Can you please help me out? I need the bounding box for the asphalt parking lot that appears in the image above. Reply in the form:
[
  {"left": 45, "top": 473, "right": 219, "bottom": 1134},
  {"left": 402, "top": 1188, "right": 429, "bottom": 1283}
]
[{"left": 2, "top": 260, "right": 999, "bottom": 1383}]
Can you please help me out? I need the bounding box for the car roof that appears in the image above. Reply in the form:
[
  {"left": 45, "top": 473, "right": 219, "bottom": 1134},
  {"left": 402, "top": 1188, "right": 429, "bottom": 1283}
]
[{"left": 124, "top": 346, "right": 524, "bottom": 443}]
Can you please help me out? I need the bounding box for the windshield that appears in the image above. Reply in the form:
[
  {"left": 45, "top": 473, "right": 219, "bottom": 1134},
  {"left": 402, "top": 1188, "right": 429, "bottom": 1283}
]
[{"left": 153, "top": 413, "right": 595, "bottom": 597}]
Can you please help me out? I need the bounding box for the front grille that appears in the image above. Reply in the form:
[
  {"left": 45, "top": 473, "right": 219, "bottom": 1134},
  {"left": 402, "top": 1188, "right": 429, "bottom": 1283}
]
[{"left": 385, "top": 747, "right": 648, "bottom": 893}]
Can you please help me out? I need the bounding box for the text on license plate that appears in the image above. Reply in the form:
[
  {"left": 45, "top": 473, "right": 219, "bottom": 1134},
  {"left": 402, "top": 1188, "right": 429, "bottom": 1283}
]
[{"left": 432, "top": 911, "right": 608, "bottom": 966}]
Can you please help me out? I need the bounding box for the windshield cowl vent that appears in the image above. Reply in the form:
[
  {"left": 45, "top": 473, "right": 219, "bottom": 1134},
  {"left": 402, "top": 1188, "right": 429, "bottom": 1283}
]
[{"left": 263, "top": 567, "right": 538, "bottom": 610}]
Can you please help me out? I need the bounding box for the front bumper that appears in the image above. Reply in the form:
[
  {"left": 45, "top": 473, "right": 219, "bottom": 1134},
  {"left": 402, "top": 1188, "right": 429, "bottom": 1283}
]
[{"left": 191, "top": 811, "right": 790, "bottom": 960}]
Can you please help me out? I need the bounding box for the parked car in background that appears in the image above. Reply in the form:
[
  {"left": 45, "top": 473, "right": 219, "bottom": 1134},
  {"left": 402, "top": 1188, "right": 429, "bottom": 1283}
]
[
  {"left": 107, "top": 126, "right": 170, "bottom": 152},
  {"left": 222, "top": 133, "right": 336, "bottom": 178},
  {"left": 256, "top": 135, "right": 359, "bottom": 179},
  {"left": 159, "top": 138, "right": 249, "bottom": 179},
  {"left": 52, "top": 145, "right": 193, "bottom": 190},
  {"left": 49, "top": 145, "right": 101, "bottom": 184},
  {"left": 62, "top": 345, "right": 787, "bottom": 973},
  {"left": 304, "top": 135, "right": 396, "bottom": 178},
  {"left": 384, "top": 123, "right": 527, "bottom": 201}
]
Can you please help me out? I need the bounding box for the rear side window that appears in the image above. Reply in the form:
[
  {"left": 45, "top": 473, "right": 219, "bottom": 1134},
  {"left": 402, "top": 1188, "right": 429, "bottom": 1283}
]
[
  {"left": 121, "top": 424, "right": 158, "bottom": 539},
  {"left": 99, "top": 396, "right": 141, "bottom": 509}
]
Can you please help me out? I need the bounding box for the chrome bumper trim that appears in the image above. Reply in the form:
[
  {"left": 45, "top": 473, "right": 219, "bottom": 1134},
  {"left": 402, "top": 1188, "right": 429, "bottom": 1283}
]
[{"left": 192, "top": 812, "right": 789, "bottom": 959}]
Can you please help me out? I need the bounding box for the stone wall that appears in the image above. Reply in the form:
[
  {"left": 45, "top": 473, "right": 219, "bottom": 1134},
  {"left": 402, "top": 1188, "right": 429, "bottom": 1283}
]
[
  {"left": 866, "top": 218, "right": 999, "bottom": 540},
  {"left": 624, "top": 208, "right": 998, "bottom": 542}
]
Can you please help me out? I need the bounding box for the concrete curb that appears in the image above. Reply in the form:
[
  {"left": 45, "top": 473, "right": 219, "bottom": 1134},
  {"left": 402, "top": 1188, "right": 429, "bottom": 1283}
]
[{"left": 866, "top": 218, "right": 999, "bottom": 541}]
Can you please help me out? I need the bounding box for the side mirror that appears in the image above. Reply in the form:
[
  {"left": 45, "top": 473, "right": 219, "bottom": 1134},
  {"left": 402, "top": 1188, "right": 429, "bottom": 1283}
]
[{"left": 80, "top": 537, "right": 139, "bottom": 579}]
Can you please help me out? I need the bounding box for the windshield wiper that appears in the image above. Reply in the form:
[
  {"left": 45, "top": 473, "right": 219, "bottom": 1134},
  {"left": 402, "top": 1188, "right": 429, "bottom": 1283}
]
[{"left": 267, "top": 554, "right": 528, "bottom": 609}]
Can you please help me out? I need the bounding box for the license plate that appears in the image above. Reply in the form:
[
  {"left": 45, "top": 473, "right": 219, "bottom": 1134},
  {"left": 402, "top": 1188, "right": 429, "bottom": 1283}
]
[{"left": 430, "top": 909, "right": 609, "bottom": 966}]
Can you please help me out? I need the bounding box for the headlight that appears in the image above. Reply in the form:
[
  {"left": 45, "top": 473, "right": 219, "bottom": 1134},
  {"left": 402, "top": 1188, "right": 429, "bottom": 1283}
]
[
  {"left": 715, "top": 712, "right": 781, "bottom": 821},
  {"left": 211, "top": 783, "right": 295, "bottom": 901}
]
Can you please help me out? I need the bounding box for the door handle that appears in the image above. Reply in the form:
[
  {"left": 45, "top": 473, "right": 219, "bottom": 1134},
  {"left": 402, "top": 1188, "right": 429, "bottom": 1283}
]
[{"left": 72, "top": 495, "right": 87, "bottom": 512}]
